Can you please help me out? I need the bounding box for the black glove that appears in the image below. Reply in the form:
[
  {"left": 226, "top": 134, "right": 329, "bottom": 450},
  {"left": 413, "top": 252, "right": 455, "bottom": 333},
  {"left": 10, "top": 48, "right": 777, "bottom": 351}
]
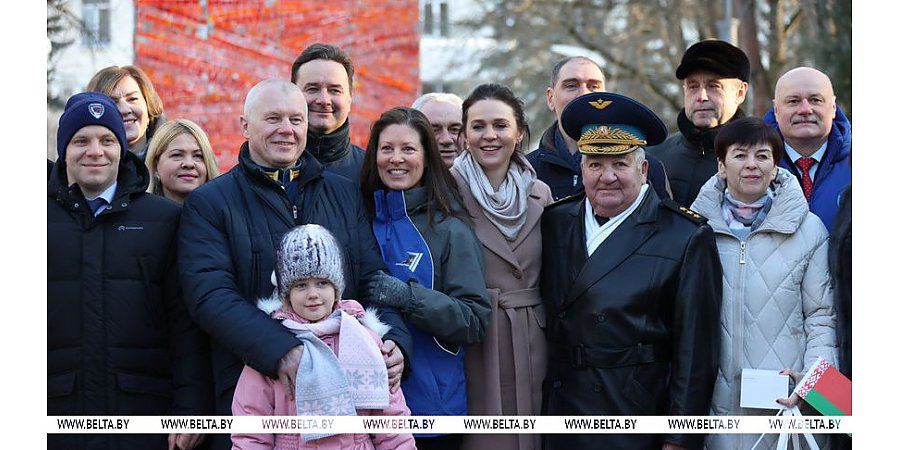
[{"left": 363, "top": 271, "right": 414, "bottom": 311}]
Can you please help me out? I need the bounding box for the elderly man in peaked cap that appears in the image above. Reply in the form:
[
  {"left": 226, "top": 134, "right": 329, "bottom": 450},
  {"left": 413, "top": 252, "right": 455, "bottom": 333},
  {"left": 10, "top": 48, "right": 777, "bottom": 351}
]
[
  {"left": 541, "top": 92, "right": 722, "bottom": 450},
  {"left": 647, "top": 39, "right": 751, "bottom": 207}
]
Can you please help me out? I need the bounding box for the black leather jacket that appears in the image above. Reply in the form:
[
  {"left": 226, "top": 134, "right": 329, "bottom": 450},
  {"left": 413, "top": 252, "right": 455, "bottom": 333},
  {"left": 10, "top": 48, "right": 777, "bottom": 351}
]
[{"left": 541, "top": 189, "right": 722, "bottom": 450}]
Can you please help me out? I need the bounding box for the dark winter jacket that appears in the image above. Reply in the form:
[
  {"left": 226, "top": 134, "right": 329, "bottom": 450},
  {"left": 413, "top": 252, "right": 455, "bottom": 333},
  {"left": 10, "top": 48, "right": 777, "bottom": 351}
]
[
  {"left": 541, "top": 190, "right": 722, "bottom": 450},
  {"left": 527, "top": 121, "right": 672, "bottom": 201},
  {"left": 178, "top": 143, "right": 411, "bottom": 418},
  {"left": 48, "top": 152, "right": 212, "bottom": 450},
  {"left": 647, "top": 108, "right": 746, "bottom": 207},
  {"left": 829, "top": 185, "right": 852, "bottom": 379},
  {"left": 763, "top": 105, "right": 852, "bottom": 232},
  {"left": 372, "top": 187, "right": 491, "bottom": 419},
  {"left": 305, "top": 119, "right": 366, "bottom": 184}
]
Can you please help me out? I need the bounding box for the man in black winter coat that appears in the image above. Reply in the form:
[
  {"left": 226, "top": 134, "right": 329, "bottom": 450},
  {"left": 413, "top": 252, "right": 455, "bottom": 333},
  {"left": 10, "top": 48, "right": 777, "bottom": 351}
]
[
  {"left": 178, "top": 79, "right": 410, "bottom": 450},
  {"left": 647, "top": 40, "right": 750, "bottom": 207},
  {"left": 291, "top": 43, "right": 366, "bottom": 183},
  {"left": 48, "top": 92, "right": 212, "bottom": 450},
  {"left": 541, "top": 92, "right": 721, "bottom": 450}
]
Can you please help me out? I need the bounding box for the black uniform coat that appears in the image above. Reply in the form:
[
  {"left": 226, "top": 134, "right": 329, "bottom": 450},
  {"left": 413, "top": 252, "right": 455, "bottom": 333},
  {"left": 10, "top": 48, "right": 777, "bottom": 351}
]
[
  {"left": 178, "top": 144, "right": 410, "bottom": 417},
  {"left": 540, "top": 188, "right": 722, "bottom": 450},
  {"left": 48, "top": 153, "right": 212, "bottom": 450}
]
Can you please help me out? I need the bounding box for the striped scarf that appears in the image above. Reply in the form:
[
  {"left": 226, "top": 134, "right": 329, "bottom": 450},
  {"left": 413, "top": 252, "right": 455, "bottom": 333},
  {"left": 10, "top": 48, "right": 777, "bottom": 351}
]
[{"left": 721, "top": 188, "right": 774, "bottom": 239}]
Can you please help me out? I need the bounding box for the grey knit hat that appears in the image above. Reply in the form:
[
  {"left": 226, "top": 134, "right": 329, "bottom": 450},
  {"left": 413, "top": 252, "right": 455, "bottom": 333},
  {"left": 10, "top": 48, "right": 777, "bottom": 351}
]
[{"left": 275, "top": 224, "right": 346, "bottom": 301}]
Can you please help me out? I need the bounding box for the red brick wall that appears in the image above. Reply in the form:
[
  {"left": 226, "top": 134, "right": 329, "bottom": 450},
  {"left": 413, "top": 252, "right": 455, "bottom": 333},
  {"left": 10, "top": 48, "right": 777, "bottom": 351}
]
[{"left": 135, "top": 0, "right": 420, "bottom": 171}]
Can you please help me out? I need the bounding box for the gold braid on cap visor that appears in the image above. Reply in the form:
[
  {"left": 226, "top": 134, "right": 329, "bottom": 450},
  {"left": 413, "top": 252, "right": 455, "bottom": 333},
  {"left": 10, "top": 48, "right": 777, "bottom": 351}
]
[
  {"left": 578, "top": 143, "right": 642, "bottom": 154},
  {"left": 577, "top": 126, "right": 646, "bottom": 155}
]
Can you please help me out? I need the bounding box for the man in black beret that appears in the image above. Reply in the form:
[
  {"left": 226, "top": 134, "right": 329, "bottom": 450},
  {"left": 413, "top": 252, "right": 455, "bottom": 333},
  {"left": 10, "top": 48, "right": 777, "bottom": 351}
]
[
  {"left": 541, "top": 92, "right": 722, "bottom": 450},
  {"left": 647, "top": 39, "right": 750, "bottom": 206}
]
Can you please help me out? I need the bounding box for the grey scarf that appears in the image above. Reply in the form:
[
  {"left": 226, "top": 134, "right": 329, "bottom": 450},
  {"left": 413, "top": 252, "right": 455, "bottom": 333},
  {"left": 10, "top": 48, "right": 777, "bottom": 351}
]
[{"left": 454, "top": 150, "right": 535, "bottom": 240}]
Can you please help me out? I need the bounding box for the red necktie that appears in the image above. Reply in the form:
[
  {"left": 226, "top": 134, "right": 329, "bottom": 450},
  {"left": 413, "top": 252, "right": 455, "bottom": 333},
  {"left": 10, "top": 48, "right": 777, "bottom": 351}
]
[{"left": 796, "top": 157, "right": 816, "bottom": 201}]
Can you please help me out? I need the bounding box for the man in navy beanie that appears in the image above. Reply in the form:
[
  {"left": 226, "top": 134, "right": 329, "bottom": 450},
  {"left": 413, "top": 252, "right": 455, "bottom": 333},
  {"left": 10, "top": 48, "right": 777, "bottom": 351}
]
[{"left": 48, "top": 92, "right": 213, "bottom": 450}]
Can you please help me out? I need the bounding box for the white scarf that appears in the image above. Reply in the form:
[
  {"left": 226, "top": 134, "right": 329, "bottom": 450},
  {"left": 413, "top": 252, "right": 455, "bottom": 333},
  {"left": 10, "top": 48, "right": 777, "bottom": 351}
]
[
  {"left": 585, "top": 184, "right": 650, "bottom": 256},
  {"left": 453, "top": 150, "right": 536, "bottom": 240}
]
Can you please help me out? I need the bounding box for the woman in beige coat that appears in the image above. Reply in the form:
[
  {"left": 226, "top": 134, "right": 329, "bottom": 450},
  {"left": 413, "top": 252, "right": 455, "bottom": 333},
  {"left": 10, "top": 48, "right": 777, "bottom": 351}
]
[{"left": 451, "top": 83, "right": 552, "bottom": 450}]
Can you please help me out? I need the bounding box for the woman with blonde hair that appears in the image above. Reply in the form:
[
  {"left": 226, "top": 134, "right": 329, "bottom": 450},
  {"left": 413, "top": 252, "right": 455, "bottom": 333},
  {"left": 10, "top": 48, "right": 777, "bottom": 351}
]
[
  {"left": 145, "top": 119, "right": 220, "bottom": 204},
  {"left": 87, "top": 65, "right": 165, "bottom": 161}
]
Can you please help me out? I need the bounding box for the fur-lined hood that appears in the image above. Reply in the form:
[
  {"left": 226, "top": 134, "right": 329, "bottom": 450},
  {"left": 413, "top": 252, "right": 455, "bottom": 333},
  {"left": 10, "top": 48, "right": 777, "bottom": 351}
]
[{"left": 256, "top": 294, "right": 391, "bottom": 338}]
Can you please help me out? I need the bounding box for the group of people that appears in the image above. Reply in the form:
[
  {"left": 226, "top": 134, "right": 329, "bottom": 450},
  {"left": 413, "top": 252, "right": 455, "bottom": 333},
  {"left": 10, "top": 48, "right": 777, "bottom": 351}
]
[{"left": 48, "top": 38, "right": 851, "bottom": 450}]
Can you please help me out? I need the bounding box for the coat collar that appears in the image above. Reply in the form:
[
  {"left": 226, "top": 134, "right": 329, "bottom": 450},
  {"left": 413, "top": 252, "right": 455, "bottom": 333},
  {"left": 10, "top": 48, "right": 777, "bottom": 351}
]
[
  {"left": 677, "top": 107, "right": 746, "bottom": 152},
  {"left": 237, "top": 142, "right": 327, "bottom": 225},
  {"left": 238, "top": 142, "right": 326, "bottom": 188},
  {"left": 561, "top": 189, "right": 660, "bottom": 310},
  {"left": 305, "top": 119, "right": 352, "bottom": 165},
  {"left": 691, "top": 167, "right": 809, "bottom": 237},
  {"left": 48, "top": 150, "right": 150, "bottom": 217},
  {"left": 453, "top": 168, "right": 543, "bottom": 268}
]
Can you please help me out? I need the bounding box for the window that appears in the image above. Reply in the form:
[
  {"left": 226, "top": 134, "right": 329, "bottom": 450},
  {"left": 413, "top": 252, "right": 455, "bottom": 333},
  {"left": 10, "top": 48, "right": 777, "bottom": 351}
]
[
  {"left": 422, "top": 0, "right": 449, "bottom": 37},
  {"left": 439, "top": 2, "right": 448, "bottom": 37},
  {"left": 82, "top": 0, "right": 111, "bottom": 48},
  {"left": 424, "top": 2, "right": 434, "bottom": 35}
]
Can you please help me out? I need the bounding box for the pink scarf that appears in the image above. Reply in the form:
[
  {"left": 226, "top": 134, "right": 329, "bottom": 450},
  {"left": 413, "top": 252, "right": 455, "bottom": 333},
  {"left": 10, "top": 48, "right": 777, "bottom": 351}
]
[{"left": 275, "top": 302, "right": 389, "bottom": 441}]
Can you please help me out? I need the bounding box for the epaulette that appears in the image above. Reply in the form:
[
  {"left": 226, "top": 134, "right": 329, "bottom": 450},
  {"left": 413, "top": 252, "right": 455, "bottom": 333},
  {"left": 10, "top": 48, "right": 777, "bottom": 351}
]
[
  {"left": 546, "top": 192, "right": 584, "bottom": 209},
  {"left": 661, "top": 199, "right": 708, "bottom": 225}
]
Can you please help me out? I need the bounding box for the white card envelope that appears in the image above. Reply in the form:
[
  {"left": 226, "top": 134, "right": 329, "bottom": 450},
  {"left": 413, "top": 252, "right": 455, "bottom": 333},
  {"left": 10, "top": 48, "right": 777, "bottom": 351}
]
[{"left": 740, "top": 368, "right": 789, "bottom": 409}]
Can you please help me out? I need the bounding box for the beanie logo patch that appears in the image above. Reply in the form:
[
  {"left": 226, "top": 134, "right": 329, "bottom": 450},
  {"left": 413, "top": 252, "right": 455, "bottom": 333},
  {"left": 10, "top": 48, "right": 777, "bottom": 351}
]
[{"left": 88, "top": 103, "right": 105, "bottom": 119}]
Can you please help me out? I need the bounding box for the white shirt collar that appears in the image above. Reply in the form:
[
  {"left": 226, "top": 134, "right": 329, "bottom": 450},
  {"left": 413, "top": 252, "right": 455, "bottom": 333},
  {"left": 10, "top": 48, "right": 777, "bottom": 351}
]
[
  {"left": 89, "top": 181, "right": 118, "bottom": 204},
  {"left": 784, "top": 141, "right": 827, "bottom": 164},
  {"left": 584, "top": 183, "right": 650, "bottom": 256}
]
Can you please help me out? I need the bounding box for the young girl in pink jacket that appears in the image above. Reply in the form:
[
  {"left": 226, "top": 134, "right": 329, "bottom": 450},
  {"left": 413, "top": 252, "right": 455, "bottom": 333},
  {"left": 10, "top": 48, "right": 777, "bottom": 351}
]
[{"left": 231, "top": 224, "right": 416, "bottom": 450}]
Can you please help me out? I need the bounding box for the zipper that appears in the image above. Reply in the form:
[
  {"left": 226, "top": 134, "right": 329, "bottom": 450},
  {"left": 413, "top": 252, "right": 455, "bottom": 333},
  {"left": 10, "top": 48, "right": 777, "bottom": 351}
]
[
  {"left": 739, "top": 241, "right": 746, "bottom": 264},
  {"left": 573, "top": 174, "right": 578, "bottom": 187},
  {"left": 292, "top": 205, "right": 298, "bottom": 221}
]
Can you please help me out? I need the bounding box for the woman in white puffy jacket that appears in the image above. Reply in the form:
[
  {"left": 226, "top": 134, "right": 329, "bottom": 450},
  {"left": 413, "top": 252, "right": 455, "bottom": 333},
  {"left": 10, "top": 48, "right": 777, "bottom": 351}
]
[{"left": 690, "top": 117, "right": 837, "bottom": 450}]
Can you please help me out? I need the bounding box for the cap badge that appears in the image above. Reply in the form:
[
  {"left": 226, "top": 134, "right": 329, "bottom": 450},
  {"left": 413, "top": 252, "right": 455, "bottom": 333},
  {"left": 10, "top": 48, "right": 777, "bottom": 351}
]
[
  {"left": 88, "top": 103, "right": 105, "bottom": 119},
  {"left": 578, "top": 124, "right": 648, "bottom": 155},
  {"left": 589, "top": 99, "right": 613, "bottom": 110}
]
